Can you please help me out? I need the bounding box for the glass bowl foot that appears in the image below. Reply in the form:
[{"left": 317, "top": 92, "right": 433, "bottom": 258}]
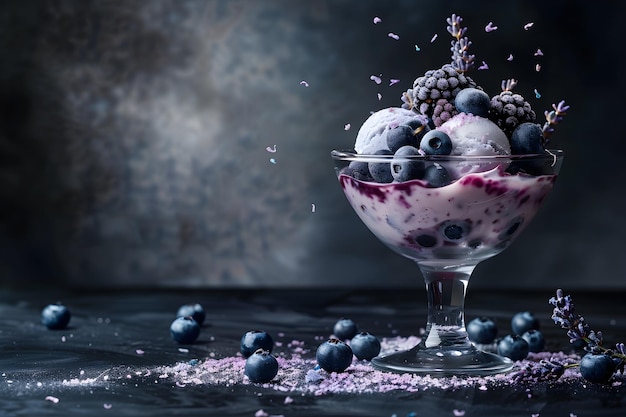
[{"left": 371, "top": 344, "right": 513, "bottom": 376}]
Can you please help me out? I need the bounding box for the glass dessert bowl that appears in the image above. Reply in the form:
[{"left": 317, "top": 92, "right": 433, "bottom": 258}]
[{"left": 332, "top": 149, "right": 564, "bottom": 376}]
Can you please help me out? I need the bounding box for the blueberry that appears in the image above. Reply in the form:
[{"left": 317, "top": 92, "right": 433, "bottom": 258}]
[
  {"left": 368, "top": 149, "right": 394, "bottom": 183},
  {"left": 240, "top": 330, "right": 274, "bottom": 358},
  {"left": 498, "top": 216, "right": 524, "bottom": 241},
  {"left": 391, "top": 146, "right": 425, "bottom": 182},
  {"left": 170, "top": 316, "right": 200, "bottom": 344},
  {"left": 415, "top": 233, "right": 438, "bottom": 248},
  {"left": 346, "top": 160, "right": 373, "bottom": 181},
  {"left": 579, "top": 353, "right": 617, "bottom": 383},
  {"left": 406, "top": 117, "right": 432, "bottom": 135},
  {"left": 316, "top": 338, "right": 353, "bottom": 373},
  {"left": 521, "top": 329, "right": 545, "bottom": 353},
  {"left": 510, "top": 123, "right": 545, "bottom": 155},
  {"left": 386, "top": 125, "right": 418, "bottom": 153},
  {"left": 423, "top": 164, "right": 452, "bottom": 187},
  {"left": 454, "top": 88, "right": 491, "bottom": 117},
  {"left": 466, "top": 317, "right": 498, "bottom": 344},
  {"left": 333, "top": 318, "right": 358, "bottom": 340},
  {"left": 511, "top": 311, "right": 540, "bottom": 336},
  {"left": 176, "top": 303, "right": 206, "bottom": 326},
  {"left": 497, "top": 335, "right": 529, "bottom": 361},
  {"left": 244, "top": 349, "right": 279, "bottom": 383},
  {"left": 439, "top": 220, "right": 471, "bottom": 242},
  {"left": 41, "top": 303, "right": 71, "bottom": 330},
  {"left": 419, "top": 130, "right": 452, "bottom": 155},
  {"left": 350, "top": 332, "right": 381, "bottom": 360}
]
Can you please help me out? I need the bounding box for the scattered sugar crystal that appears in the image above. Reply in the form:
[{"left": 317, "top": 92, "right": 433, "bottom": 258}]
[
  {"left": 299, "top": 80, "right": 309, "bottom": 87},
  {"left": 388, "top": 33, "right": 400, "bottom": 40},
  {"left": 284, "top": 396, "right": 293, "bottom": 404},
  {"left": 373, "top": 17, "right": 382, "bottom": 24},
  {"left": 178, "top": 348, "right": 189, "bottom": 353},
  {"left": 136, "top": 349, "right": 145, "bottom": 355},
  {"left": 45, "top": 396, "right": 59, "bottom": 404},
  {"left": 478, "top": 61, "right": 489, "bottom": 70},
  {"left": 430, "top": 34, "right": 438, "bottom": 42},
  {"left": 255, "top": 409, "right": 269, "bottom": 417},
  {"left": 344, "top": 123, "right": 351, "bottom": 131},
  {"left": 507, "top": 54, "right": 514, "bottom": 61},
  {"left": 485, "top": 22, "right": 498, "bottom": 32},
  {"left": 524, "top": 22, "right": 534, "bottom": 30},
  {"left": 103, "top": 403, "right": 112, "bottom": 409},
  {"left": 453, "top": 410, "right": 465, "bottom": 416},
  {"left": 370, "top": 75, "right": 382, "bottom": 85}
]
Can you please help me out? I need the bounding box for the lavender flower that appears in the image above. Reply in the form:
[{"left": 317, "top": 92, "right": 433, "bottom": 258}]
[
  {"left": 542, "top": 100, "right": 570, "bottom": 141},
  {"left": 446, "top": 14, "right": 475, "bottom": 73},
  {"left": 509, "top": 359, "right": 566, "bottom": 384},
  {"left": 550, "top": 289, "right": 626, "bottom": 363}
]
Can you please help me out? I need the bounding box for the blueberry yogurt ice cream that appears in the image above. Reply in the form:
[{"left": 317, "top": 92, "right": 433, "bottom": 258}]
[{"left": 334, "top": 14, "right": 567, "bottom": 266}]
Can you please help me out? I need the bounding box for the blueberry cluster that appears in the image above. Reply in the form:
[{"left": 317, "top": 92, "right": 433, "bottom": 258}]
[
  {"left": 239, "top": 330, "right": 278, "bottom": 383},
  {"left": 466, "top": 310, "right": 544, "bottom": 362},
  {"left": 344, "top": 116, "right": 455, "bottom": 187},
  {"left": 314, "top": 318, "right": 381, "bottom": 373},
  {"left": 170, "top": 303, "right": 206, "bottom": 344}
]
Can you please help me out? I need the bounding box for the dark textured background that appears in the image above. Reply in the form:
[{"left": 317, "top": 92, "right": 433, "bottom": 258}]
[{"left": 0, "top": 0, "right": 623, "bottom": 289}]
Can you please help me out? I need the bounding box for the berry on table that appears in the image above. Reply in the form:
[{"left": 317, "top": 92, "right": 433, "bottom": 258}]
[
  {"left": 176, "top": 303, "right": 206, "bottom": 326},
  {"left": 316, "top": 338, "right": 353, "bottom": 373},
  {"left": 511, "top": 311, "right": 540, "bottom": 336},
  {"left": 466, "top": 316, "right": 498, "bottom": 344},
  {"left": 350, "top": 332, "right": 381, "bottom": 360},
  {"left": 419, "top": 130, "right": 452, "bottom": 155},
  {"left": 497, "top": 335, "right": 529, "bottom": 361},
  {"left": 521, "top": 329, "right": 545, "bottom": 353},
  {"left": 579, "top": 352, "right": 617, "bottom": 383},
  {"left": 41, "top": 303, "right": 71, "bottom": 330},
  {"left": 240, "top": 330, "right": 274, "bottom": 358},
  {"left": 333, "top": 318, "right": 358, "bottom": 340},
  {"left": 170, "top": 316, "right": 200, "bottom": 344},
  {"left": 244, "top": 349, "right": 279, "bottom": 383},
  {"left": 454, "top": 87, "right": 491, "bottom": 117}
]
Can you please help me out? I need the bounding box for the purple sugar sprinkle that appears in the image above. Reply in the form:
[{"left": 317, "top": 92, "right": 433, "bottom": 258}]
[
  {"left": 151, "top": 336, "right": 611, "bottom": 396},
  {"left": 370, "top": 75, "right": 382, "bottom": 85},
  {"left": 430, "top": 34, "right": 438, "bottom": 43},
  {"left": 484, "top": 22, "right": 498, "bottom": 32},
  {"left": 389, "top": 79, "right": 400, "bottom": 86},
  {"left": 388, "top": 32, "right": 400, "bottom": 40},
  {"left": 524, "top": 22, "right": 534, "bottom": 30},
  {"left": 373, "top": 17, "right": 382, "bottom": 24},
  {"left": 534, "top": 48, "right": 544, "bottom": 56},
  {"left": 507, "top": 54, "right": 514, "bottom": 61},
  {"left": 478, "top": 61, "right": 489, "bottom": 70}
]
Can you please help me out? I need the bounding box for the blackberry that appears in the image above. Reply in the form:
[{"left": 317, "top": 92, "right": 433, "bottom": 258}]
[
  {"left": 489, "top": 79, "right": 536, "bottom": 137},
  {"left": 401, "top": 63, "right": 478, "bottom": 127}
]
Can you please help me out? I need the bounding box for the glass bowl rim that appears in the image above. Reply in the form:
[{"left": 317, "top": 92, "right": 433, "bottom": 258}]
[{"left": 331, "top": 149, "right": 564, "bottom": 163}]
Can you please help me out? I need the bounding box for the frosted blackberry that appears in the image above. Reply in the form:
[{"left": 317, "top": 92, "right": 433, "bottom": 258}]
[
  {"left": 401, "top": 64, "right": 478, "bottom": 127},
  {"left": 489, "top": 79, "right": 536, "bottom": 137}
]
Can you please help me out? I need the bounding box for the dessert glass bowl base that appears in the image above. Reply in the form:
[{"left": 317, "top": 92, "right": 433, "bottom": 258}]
[{"left": 372, "top": 343, "right": 513, "bottom": 376}]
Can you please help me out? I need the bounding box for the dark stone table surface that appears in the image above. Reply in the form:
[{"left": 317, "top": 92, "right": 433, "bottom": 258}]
[{"left": 1, "top": 287, "right": 625, "bottom": 416}]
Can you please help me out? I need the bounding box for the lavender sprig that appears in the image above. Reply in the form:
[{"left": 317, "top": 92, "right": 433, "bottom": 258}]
[
  {"left": 549, "top": 288, "right": 626, "bottom": 361},
  {"left": 542, "top": 100, "right": 570, "bottom": 142},
  {"left": 509, "top": 358, "right": 567, "bottom": 384},
  {"left": 446, "top": 14, "right": 475, "bottom": 73}
]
